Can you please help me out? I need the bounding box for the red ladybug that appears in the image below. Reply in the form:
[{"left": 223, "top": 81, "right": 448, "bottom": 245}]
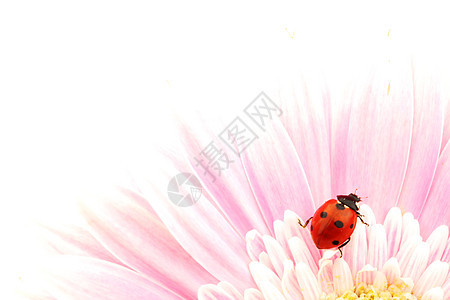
[{"left": 298, "top": 193, "right": 369, "bottom": 257}]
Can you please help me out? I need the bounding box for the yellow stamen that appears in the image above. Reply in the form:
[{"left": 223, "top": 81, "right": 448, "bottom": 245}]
[{"left": 322, "top": 281, "right": 419, "bottom": 300}]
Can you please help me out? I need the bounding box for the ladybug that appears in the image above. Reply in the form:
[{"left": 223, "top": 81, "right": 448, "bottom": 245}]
[{"left": 298, "top": 192, "right": 369, "bottom": 257}]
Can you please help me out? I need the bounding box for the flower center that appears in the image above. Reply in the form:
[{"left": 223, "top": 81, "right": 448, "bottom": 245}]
[{"left": 324, "top": 281, "right": 418, "bottom": 300}]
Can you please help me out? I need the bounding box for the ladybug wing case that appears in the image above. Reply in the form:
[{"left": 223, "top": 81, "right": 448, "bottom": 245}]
[{"left": 310, "top": 200, "right": 357, "bottom": 249}]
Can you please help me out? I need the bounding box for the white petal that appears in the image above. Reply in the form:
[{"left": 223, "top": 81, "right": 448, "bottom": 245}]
[
  {"left": 258, "top": 281, "right": 287, "bottom": 300},
  {"left": 421, "top": 287, "right": 444, "bottom": 300},
  {"left": 283, "top": 210, "right": 321, "bottom": 264},
  {"left": 400, "top": 241, "right": 430, "bottom": 282},
  {"left": 332, "top": 258, "right": 353, "bottom": 296},
  {"left": 288, "top": 236, "right": 318, "bottom": 274},
  {"left": 426, "top": 225, "right": 449, "bottom": 264},
  {"left": 249, "top": 262, "right": 282, "bottom": 293},
  {"left": 274, "top": 220, "right": 290, "bottom": 259},
  {"left": 359, "top": 204, "right": 376, "bottom": 226},
  {"left": 342, "top": 220, "right": 367, "bottom": 277},
  {"left": 355, "top": 264, "right": 377, "bottom": 286},
  {"left": 281, "top": 260, "right": 304, "bottom": 300},
  {"left": 413, "top": 261, "right": 449, "bottom": 297},
  {"left": 367, "top": 224, "right": 388, "bottom": 270},
  {"left": 383, "top": 207, "right": 403, "bottom": 257},
  {"left": 442, "top": 279, "right": 450, "bottom": 300},
  {"left": 442, "top": 238, "right": 450, "bottom": 262},
  {"left": 392, "top": 277, "right": 414, "bottom": 293},
  {"left": 396, "top": 235, "right": 421, "bottom": 270},
  {"left": 295, "top": 262, "right": 320, "bottom": 300},
  {"left": 317, "top": 259, "right": 334, "bottom": 295},
  {"left": 373, "top": 271, "right": 387, "bottom": 291},
  {"left": 263, "top": 235, "right": 288, "bottom": 278},
  {"left": 381, "top": 257, "right": 401, "bottom": 284},
  {"left": 218, "top": 282, "right": 244, "bottom": 300},
  {"left": 243, "top": 288, "right": 264, "bottom": 300},
  {"left": 402, "top": 212, "right": 420, "bottom": 243},
  {"left": 258, "top": 252, "right": 275, "bottom": 273},
  {"left": 246, "top": 230, "right": 265, "bottom": 261}
]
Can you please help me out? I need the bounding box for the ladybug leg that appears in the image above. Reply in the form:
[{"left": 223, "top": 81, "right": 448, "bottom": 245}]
[
  {"left": 338, "top": 237, "right": 351, "bottom": 258},
  {"left": 357, "top": 213, "right": 369, "bottom": 226},
  {"left": 298, "top": 217, "right": 312, "bottom": 228}
]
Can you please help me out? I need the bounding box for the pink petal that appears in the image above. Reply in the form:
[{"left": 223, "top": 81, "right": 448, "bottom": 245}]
[
  {"left": 441, "top": 89, "right": 450, "bottom": 154},
  {"left": 331, "top": 61, "right": 413, "bottom": 221},
  {"left": 198, "top": 284, "right": 236, "bottom": 300},
  {"left": 177, "top": 117, "right": 270, "bottom": 236},
  {"left": 79, "top": 187, "right": 217, "bottom": 298},
  {"left": 240, "top": 119, "right": 316, "bottom": 228},
  {"left": 134, "top": 165, "right": 256, "bottom": 291},
  {"left": 420, "top": 143, "right": 450, "bottom": 238},
  {"left": 396, "top": 63, "right": 443, "bottom": 216},
  {"left": 41, "top": 255, "right": 183, "bottom": 300},
  {"left": 34, "top": 222, "right": 123, "bottom": 266},
  {"left": 279, "top": 74, "right": 333, "bottom": 206}
]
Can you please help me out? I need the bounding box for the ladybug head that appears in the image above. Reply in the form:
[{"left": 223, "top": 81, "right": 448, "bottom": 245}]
[{"left": 336, "top": 193, "right": 362, "bottom": 212}]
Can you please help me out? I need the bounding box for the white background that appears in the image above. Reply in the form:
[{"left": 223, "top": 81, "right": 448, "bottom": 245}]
[{"left": 1, "top": 0, "right": 449, "bottom": 293}]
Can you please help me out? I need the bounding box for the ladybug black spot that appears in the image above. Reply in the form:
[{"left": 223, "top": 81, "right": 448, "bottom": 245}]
[
  {"left": 310, "top": 225, "right": 313, "bottom": 231},
  {"left": 336, "top": 203, "right": 345, "bottom": 210},
  {"left": 334, "top": 221, "right": 344, "bottom": 228},
  {"left": 332, "top": 240, "right": 339, "bottom": 245},
  {"left": 320, "top": 211, "right": 327, "bottom": 218},
  {"left": 350, "top": 223, "right": 354, "bottom": 229}
]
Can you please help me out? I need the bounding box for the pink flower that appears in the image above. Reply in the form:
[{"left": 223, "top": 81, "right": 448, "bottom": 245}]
[{"left": 17, "top": 63, "right": 450, "bottom": 300}]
